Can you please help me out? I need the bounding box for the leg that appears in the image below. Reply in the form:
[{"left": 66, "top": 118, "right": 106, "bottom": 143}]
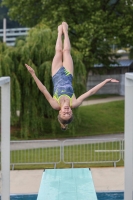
[
  {"left": 52, "top": 25, "right": 63, "bottom": 77},
  {"left": 62, "top": 22, "right": 73, "bottom": 76}
]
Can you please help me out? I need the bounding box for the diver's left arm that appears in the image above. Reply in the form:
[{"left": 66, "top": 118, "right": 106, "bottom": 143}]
[{"left": 72, "top": 78, "right": 119, "bottom": 108}]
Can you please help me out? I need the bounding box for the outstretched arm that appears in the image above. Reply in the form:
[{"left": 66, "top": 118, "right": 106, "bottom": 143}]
[
  {"left": 73, "top": 78, "right": 119, "bottom": 108},
  {"left": 25, "top": 64, "right": 59, "bottom": 110}
]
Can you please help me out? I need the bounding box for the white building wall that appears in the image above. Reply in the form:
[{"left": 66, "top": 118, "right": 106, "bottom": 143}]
[{"left": 87, "top": 74, "right": 125, "bottom": 95}]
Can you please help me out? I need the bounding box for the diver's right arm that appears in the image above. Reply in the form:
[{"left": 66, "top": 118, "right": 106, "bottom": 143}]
[{"left": 25, "top": 64, "right": 59, "bottom": 110}]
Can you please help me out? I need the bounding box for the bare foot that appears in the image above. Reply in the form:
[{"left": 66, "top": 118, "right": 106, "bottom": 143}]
[
  {"left": 58, "top": 24, "right": 63, "bottom": 34},
  {"left": 62, "top": 22, "right": 68, "bottom": 34}
]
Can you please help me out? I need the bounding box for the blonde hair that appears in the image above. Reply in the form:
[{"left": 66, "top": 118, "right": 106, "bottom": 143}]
[{"left": 57, "top": 115, "right": 73, "bottom": 130}]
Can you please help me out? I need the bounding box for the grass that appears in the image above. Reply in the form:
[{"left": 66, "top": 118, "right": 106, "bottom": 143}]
[
  {"left": 8, "top": 141, "right": 124, "bottom": 170},
  {"left": 77, "top": 100, "right": 124, "bottom": 136},
  {"left": 85, "top": 94, "right": 121, "bottom": 100}
]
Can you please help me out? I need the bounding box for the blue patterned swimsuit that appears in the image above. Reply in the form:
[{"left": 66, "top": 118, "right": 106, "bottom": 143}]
[{"left": 52, "top": 67, "right": 74, "bottom": 106}]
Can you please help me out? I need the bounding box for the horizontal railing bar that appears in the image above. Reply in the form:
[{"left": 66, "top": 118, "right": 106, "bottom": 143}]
[
  {"left": 10, "top": 162, "right": 60, "bottom": 165},
  {"left": 95, "top": 150, "right": 124, "bottom": 152},
  {"left": 63, "top": 160, "right": 121, "bottom": 164},
  {"left": 0, "top": 28, "right": 30, "bottom": 32},
  {"left": 0, "top": 32, "right": 28, "bottom": 37}
]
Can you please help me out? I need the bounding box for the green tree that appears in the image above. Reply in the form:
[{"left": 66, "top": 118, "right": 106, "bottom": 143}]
[
  {"left": 2, "top": 0, "right": 133, "bottom": 68},
  {"left": 0, "top": 23, "right": 86, "bottom": 139},
  {"left": 0, "top": 0, "right": 22, "bottom": 28}
]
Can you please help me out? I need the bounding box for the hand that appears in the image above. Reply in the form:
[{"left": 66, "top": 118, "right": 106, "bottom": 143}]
[
  {"left": 106, "top": 78, "right": 119, "bottom": 83},
  {"left": 25, "top": 64, "right": 35, "bottom": 75}
]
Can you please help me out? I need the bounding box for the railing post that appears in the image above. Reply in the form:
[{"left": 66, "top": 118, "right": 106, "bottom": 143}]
[{"left": 61, "top": 142, "right": 64, "bottom": 163}]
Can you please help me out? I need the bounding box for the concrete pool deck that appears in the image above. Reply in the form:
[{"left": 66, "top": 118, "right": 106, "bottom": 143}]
[{"left": 10, "top": 167, "right": 124, "bottom": 194}]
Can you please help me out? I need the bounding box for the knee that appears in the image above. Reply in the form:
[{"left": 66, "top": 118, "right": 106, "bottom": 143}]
[
  {"left": 55, "top": 49, "right": 63, "bottom": 56},
  {"left": 63, "top": 49, "right": 70, "bottom": 55}
]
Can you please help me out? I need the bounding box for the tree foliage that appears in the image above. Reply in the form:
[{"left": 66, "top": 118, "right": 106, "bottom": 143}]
[
  {"left": 0, "top": 0, "right": 22, "bottom": 28},
  {"left": 2, "top": 0, "right": 133, "bottom": 68},
  {"left": 0, "top": 23, "right": 86, "bottom": 139}
]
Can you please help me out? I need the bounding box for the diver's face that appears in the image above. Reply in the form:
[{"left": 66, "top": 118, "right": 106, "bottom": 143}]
[{"left": 59, "top": 105, "right": 72, "bottom": 120}]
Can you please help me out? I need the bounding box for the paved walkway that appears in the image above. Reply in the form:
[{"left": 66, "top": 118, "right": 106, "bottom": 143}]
[
  {"left": 9, "top": 133, "right": 124, "bottom": 151},
  {"left": 10, "top": 167, "right": 124, "bottom": 194},
  {"left": 81, "top": 96, "right": 124, "bottom": 106},
  {"left": 2, "top": 96, "right": 125, "bottom": 195}
]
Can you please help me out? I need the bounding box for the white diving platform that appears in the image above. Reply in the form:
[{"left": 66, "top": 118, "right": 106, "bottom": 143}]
[{"left": 37, "top": 168, "right": 97, "bottom": 200}]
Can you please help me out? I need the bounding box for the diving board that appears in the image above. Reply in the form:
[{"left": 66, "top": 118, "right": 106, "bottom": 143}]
[{"left": 37, "top": 168, "right": 97, "bottom": 200}]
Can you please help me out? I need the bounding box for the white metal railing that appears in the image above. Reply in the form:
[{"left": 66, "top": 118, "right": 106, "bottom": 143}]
[
  {"left": 0, "top": 138, "right": 124, "bottom": 169},
  {"left": 63, "top": 139, "right": 123, "bottom": 167},
  {"left": 10, "top": 140, "right": 61, "bottom": 169},
  {"left": 0, "top": 28, "right": 30, "bottom": 46},
  {"left": 121, "top": 139, "right": 124, "bottom": 161}
]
